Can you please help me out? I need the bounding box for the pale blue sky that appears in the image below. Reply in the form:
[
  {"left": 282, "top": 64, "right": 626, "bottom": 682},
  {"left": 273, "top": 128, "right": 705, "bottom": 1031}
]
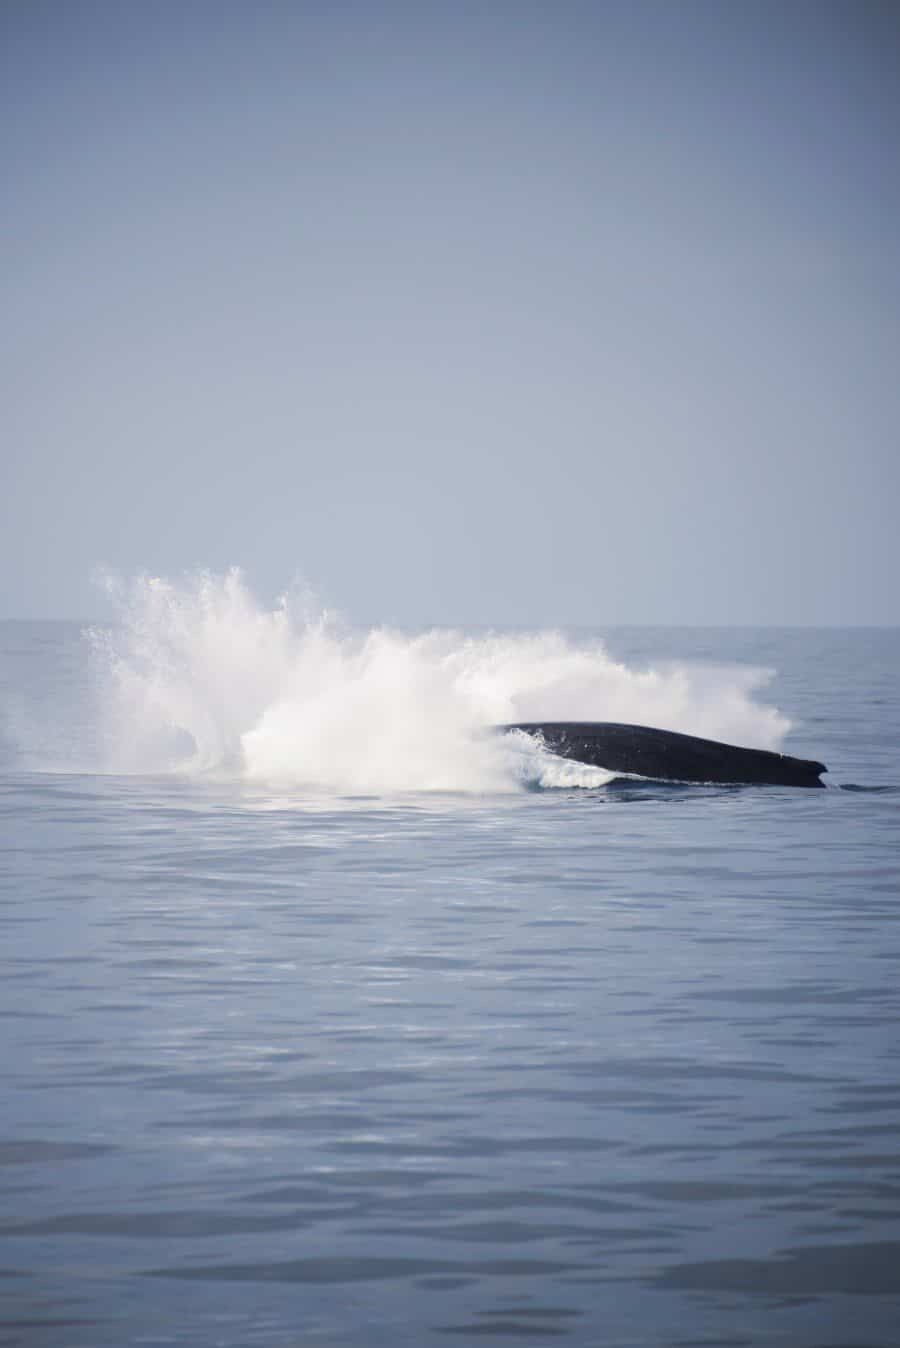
[{"left": 3, "top": 0, "right": 898, "bottom": 624}]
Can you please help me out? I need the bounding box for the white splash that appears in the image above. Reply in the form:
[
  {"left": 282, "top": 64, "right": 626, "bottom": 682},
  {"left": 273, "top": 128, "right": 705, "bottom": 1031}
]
[{"left": 88, "top": 569, "right": 789, "bottom": 791}]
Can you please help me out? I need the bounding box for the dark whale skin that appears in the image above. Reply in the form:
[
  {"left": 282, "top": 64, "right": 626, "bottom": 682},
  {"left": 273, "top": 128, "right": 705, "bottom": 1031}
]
[{"left": 506, "top": 722, "right": 827, "bottom": 788}]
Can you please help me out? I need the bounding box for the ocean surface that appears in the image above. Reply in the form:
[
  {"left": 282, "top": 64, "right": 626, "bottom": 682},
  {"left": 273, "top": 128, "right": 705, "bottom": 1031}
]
[{"left": 1, "top": 606, "right": 899, "bottom": 1347}]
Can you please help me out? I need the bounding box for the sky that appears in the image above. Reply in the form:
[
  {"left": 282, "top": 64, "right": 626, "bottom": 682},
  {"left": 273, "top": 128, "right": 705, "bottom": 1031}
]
[{"left": 3, "top": 0, "right": 899, "bottom": 626}]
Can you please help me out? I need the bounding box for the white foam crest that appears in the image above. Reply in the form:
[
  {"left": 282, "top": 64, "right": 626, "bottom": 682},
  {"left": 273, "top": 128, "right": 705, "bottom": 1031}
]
[{"left": 89, "top": 570, "right": 789, "bottom": 791}]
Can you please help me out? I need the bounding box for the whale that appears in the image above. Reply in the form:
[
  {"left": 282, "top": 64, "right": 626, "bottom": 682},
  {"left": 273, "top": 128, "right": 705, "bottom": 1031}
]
[{"left": 506, "top": 722, "right": 827, "bottom": 788}]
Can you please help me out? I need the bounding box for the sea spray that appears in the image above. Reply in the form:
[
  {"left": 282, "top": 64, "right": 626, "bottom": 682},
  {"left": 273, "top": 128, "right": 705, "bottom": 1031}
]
[{"left": 87, "top": 569, "right": 789, "bottom": 790}]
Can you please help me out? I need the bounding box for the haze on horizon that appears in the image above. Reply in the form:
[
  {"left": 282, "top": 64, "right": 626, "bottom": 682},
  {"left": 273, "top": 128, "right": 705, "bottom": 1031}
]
[{"left": 3, "top": 0, "right": 898, "bottom": 628}]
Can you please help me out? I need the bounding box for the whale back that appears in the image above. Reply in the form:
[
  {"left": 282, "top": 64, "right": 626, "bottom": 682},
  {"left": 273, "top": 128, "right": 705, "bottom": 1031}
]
[{"left": 507, "top": 722, "right": 827, "bottom": 788}]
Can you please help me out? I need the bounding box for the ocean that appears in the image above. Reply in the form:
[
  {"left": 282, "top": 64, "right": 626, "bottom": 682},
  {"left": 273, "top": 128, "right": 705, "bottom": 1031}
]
[{"left": 1, "top": 582, "right": 898, "bottom": 1347}]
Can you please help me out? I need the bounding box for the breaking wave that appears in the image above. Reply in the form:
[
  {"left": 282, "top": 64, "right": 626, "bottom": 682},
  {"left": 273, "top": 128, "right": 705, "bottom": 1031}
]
[{"left": 86, "top": 569, "right": 789, "bottom": 792}]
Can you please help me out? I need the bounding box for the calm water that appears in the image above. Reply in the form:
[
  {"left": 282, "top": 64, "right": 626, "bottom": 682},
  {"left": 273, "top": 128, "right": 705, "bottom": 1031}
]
[{"left": 1, "top": 623, "right": 899, "bottom": 1347}]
